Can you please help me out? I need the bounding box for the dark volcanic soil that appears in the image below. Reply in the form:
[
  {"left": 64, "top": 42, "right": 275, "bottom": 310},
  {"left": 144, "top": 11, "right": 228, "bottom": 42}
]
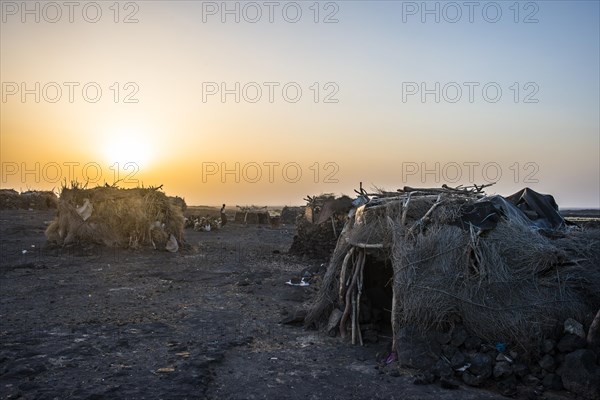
[{"left": 0, "top": 210, "right": 563, "bottom": 399}]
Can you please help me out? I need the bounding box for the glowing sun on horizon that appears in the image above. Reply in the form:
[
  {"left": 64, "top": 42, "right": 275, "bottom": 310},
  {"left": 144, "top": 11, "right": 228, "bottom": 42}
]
[{"left": 103, "top": 128, "right": 154, "bottom": 169}]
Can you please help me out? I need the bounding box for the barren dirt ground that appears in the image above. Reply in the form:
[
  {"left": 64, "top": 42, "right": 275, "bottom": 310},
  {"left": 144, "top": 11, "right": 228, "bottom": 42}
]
[{"left": 0, "top": 210, "right": 570, "bottom": 399}]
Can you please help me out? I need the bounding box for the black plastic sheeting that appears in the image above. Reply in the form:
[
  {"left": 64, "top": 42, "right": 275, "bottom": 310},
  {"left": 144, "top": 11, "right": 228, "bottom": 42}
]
[
  {"left": 505, "top": 188, "right": 566, "bottom": 230},
  {"left": 457, "top": 187, "right": 567, "bottom": 233}
]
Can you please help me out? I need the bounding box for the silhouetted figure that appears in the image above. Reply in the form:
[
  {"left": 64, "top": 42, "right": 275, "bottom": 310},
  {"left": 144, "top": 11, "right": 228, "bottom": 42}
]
[{"left": 220, "top": 204, "right": 227, "bottom": 227}]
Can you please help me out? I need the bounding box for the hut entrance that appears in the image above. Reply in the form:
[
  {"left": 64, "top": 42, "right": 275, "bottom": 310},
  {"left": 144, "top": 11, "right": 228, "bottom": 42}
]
[{"left": 361, "top": 254, "right": 394, "bottom": 337}]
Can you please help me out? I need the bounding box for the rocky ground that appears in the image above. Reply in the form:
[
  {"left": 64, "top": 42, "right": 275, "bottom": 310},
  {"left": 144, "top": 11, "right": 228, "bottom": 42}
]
[{"left": 0, "top": 209, "right": 584, "bottom": 399}]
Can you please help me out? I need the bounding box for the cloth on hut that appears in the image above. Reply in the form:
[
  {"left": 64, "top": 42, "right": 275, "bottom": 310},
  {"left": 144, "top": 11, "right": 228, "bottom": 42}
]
[{"left": 315, "top": 196, "right": 353, "bottom": 225}]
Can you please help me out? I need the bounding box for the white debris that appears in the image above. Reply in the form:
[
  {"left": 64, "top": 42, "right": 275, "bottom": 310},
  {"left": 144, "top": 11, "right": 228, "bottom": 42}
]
[
  {"left": 76, "top": 198, "right": 93, "bottom": 221},
  {"left": 166, "top": 234, "right": 179, "bottom": 253}
]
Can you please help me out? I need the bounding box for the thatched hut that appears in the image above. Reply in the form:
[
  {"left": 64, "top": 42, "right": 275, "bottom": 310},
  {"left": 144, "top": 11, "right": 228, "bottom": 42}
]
[
  {"left": 234, "top": 206, "right": 270, "bottom": 225},
  {"left": 304, "top": 185, "right": 600, "bottom": 358},
  {"left": 0, "top": 189, "right": 58, "bottom": 210},
  {"left": 289, "top": 194, "right": 353, "bottom": 260},
  {"left": 45, "top": 185, "right": 184, "bottom": 251},
  {"left": 280, "top": 206, "right": 302, "bottom": 224}
]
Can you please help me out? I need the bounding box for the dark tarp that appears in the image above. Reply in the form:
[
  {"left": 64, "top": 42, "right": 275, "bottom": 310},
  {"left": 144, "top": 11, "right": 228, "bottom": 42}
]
[
  {"left": 505, "top": 187, "right": 566, "bottom": 230},
  {"left": 457, "top": 201, "right": 502, "bottom": 232},
  {"left": 455, "top": 188, "right": 567, "bottom": 232}
]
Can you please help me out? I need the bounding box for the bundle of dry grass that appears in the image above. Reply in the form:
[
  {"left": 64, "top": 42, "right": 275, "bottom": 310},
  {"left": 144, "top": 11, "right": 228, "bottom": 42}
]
[
  {"left": 45, "top": 185, "right": 184, "bottom": 251},
  {"left": 169, "top": 196, "right": 187, "bottom": 212},
  {"left": 305, "top": 185, "right": 600, "bottom": 356},
  {"left": 390, "top": 220, "right": 600, "bottom": 352}
]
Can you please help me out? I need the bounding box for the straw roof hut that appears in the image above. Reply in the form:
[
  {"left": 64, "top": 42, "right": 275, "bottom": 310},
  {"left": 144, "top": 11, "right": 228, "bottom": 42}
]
[
  {"left": 45, "top": 185, "right": 184, "bottom": 251},
  {"left": 304, "top": 185, "right": 600, "bottom": 357}
]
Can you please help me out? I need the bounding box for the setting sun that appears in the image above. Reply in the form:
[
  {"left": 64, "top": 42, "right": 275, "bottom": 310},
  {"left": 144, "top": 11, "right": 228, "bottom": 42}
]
[{"left": 102, "top": 127, "right": 154, "bottom": 169}]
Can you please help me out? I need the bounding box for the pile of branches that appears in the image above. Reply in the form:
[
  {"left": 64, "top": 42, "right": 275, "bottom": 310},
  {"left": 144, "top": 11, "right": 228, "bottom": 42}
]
[
  {"left": 45, "top": 183, "right": 185, "bottom": 251},
  {"left": 305, "top": 184, "right": 600, "bottom": 355}
]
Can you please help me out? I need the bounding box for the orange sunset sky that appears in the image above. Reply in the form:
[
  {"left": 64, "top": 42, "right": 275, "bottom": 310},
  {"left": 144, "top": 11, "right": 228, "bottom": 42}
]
[{"left": 1, "top": 1, "right": 599, "bottom": 207}]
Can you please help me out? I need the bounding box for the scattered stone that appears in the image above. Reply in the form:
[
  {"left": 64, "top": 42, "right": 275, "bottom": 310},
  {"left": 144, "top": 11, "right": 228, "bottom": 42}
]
[
  {"left": 279, "top": 309, "right": 306, "bottom": 325},
  {"left": 523, "top": 374, "right": 540, "bottom": 386},
  {"left": 531, "top": 365, "right": 544, "bottom": 379},
  {"left": 542, "top": 373, "right": 563, "bottom": 391},
  {"left": 450, "top": 326, "right": 468, "bottom": 347},
  {"left": 520, "top": 388, "right": 540, "bottom": 400},
  {"left": 494, "top": 361, "right": 513, "bottom": 379},
  {"left": 326, "top": 308, "right": 343, "bottom": 334},
  {"left": 541, "top": 339, "right": 556, "bottom": 354},
  {"left": 556, "top": 333, "right": 586, "bottom": 353},
  {"left": 396, "top": 326, "right": 440, "bottom": 370},
  {"left": 397, "top": 348, "right": 436, "bottom": 370},
  {"left": 461, "top": 353, "right": 492, "bottom": 387},
  {"left": 450, "top": 351, "right": 467, "bottom": 369},
  {"left": 430, "top": 359, "right": 453, "bottom": 378},
  {"left": 413, "top": 371, "right": 436, "bottom": 385},
  {"left": 497, "top": 376, "right": 518, "bottom": 397},
  {"left": 440, "top": 376, "right": 460, "bottom": 390},
  {"left": 512, "top": 363, "right": 530, "bottom": 379},
  {"left": 462, "top": 371, "right": 486, "bottom": 387},
  {"left": 389, "top": 369, "right": 401, "bottom": 378},
  {"left": 469, "top": 353, "right": 493, "bottom": 378},
  {"left": 559, "top": 349, "right": 600, "bottom": 400},
  {"left": 563, "top": 318, "right": 585, "bottom": 338},
  {"left": 538, "top": 354, "right": 555, "bottom": 372},
  {"left": 464, "top": 336, "right": 482, "bottom": 351}
]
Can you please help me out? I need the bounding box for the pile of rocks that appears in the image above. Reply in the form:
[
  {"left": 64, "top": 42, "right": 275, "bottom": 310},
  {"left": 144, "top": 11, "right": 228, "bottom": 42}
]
[
  {"left": 289, "top": 213, "right": 345, "bottom": 260},
  {"left": 391, "top": 317, "right": 600, "bottom": 399},
  {"left": 289, "top": 195, "right": 353, "bottom": 260},
  {"left": 280, "top": 206, "right": 302, "bottom": 225}
]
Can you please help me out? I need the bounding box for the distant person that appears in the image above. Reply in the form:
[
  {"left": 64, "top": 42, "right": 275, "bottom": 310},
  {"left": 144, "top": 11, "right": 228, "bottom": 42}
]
[{"left": 220, "top": 204, "right": 227, "bottom": 227}]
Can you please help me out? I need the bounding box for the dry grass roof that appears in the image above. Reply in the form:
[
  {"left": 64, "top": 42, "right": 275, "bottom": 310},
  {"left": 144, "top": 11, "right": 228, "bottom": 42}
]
[{"left": 45, "top": 185, "right": 184, "bottom": 251}]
